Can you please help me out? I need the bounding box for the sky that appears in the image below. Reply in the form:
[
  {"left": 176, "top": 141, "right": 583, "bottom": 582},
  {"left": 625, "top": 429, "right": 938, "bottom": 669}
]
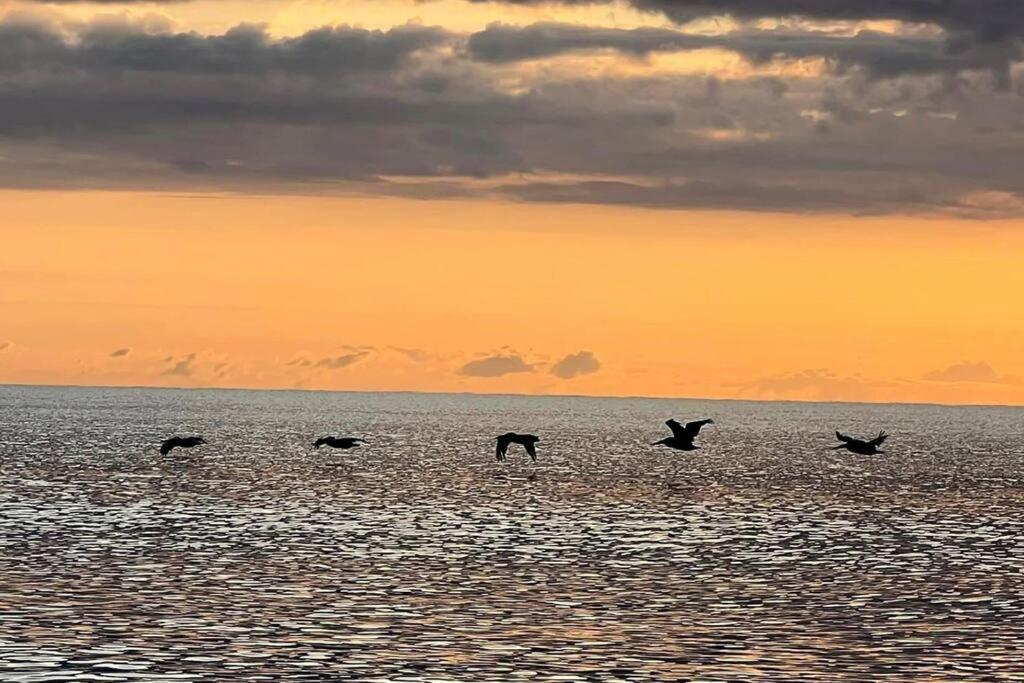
[{"left": 2, "top": 0, "right": 1024, "bottom": 404}]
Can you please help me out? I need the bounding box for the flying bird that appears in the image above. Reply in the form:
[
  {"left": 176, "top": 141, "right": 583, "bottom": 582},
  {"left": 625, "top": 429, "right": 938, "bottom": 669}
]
[
  {"left": 832, "top": 430, "right": 888, "bottom": 455},
  {"left": 160, "top": 436, "right": 206, "bottom": 455},
  {"left": 653, "top": 418, "right": 714, "bottom": 451},
  {"left": 314, "top": 436, "right": 367, "bottom": 450},
  {"left": 496, "top": 432, "right": 539, "bottom": 462}
]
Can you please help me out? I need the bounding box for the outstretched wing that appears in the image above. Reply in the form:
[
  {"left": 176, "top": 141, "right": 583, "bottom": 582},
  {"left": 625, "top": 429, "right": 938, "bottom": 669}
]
[
  {"left": 523, "top": 440, "right": 537, "bottom": 461},
  {"left": 835, "top": 431, "right": 854, "bottom": 444},
  {"left": 668, "top": 419, "right": 712, "bottom": 440},
  {"left": 160, "top": 438, "right": 177, "bottom": 455},
  {"left": 869, "top": 431, "right": 888, "bottom": 447},
  {"left": 683, "top": 419, "right": 713, "bottom": 439},
  {"left": 496, "top": 434, "right": 512, "bottom": 460}
]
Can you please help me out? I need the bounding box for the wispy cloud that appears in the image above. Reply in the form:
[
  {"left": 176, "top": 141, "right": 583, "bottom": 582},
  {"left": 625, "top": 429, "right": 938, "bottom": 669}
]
[
  {"left": 391, "top": 346, "right": 431, "bottom": 362},
  {"left": 924, "top": 361, "right": 1020, "bottom": 385},
  {"left": 162, "top": 353, "right": 197, "bottom": 377},
  {"left": 459, "top": 354, "right": 535, "bottom": 378},
  {"left": 735, "top": 368, "right": 890, "bottom": 402},
  {"left": 288, "top": 345, "right": 376, "bottom": 370},
  {"left": 550, "top": 350, "right": 601, "bottom": 379},
  {"left": 110, "top": 347, "right": 131, "bottom": 358},
  {"left": 316, "top": 351, "right": 371, "bottom": 370}
]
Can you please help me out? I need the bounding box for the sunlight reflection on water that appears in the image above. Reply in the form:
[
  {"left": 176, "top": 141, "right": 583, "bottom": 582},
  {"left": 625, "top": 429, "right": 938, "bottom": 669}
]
[{"left": 1, "top": 386, "right": 1024, "bottom": 680}]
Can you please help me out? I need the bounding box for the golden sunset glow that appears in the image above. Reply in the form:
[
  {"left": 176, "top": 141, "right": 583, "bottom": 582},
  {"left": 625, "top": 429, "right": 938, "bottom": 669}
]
[
  {"left": 3, "top": 0, "right": 1024, "bottom": 404},
  {"left": 4, "top": 189, "right": 1024, "bottom": 404}
]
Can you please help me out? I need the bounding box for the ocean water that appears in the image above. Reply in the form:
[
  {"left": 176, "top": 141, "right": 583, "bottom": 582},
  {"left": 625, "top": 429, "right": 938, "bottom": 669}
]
[{"left": 1, "top": 385, "right": 1024, "bottom": 681}]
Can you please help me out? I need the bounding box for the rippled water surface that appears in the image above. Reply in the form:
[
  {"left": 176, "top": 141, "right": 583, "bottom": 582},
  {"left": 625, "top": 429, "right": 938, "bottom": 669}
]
[{"left": 2, "top": 386, "right": 1024, "bottom": 680}]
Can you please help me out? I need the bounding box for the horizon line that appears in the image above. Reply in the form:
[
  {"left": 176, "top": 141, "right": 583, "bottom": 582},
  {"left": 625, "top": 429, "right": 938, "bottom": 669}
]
[{"left": 1, "top": 381, "right": 1022, "bottom": 411}]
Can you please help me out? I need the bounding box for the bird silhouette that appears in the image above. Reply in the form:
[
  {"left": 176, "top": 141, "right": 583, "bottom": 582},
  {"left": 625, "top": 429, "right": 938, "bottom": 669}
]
[
  {"left": 832, "top": 430, "right": 888, "bottom": 455},
  {"left": 160, "top": 436, "right": 206, "bottom": 455},
  {"left": 496, "top": 432, "right": 539, "bottom": 462},
  {"left": 653, "top": 418, "right": 714, "bottom": 451},
  {"left": 314, "top": 436, "right": 367, "bottom": 450}
]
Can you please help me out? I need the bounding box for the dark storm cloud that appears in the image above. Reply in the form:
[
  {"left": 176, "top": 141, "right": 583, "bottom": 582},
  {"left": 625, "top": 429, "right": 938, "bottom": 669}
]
[
  {"left": 550, "top": 351, "right": 601, "bottom": 379},
  {"left": 458, "top": 354, "right": 535, "bottom": 377}
]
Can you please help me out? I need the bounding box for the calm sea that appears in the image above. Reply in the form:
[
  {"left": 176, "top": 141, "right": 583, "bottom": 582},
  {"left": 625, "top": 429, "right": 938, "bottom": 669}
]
[{"left": 2, "top": 385, "right": 1024, "bottom": 680}]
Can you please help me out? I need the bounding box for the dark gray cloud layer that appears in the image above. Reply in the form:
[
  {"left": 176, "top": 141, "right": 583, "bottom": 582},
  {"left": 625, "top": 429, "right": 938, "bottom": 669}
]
[
  {"left": 0, "top": 22, "right": 445, "bottom": 76},
  {"left": 28, "top": 0, "right": 1024, "bottom": 39},
  {"left": 469, "top": 0, "right": 1024, "bottom": 87},
  {"left": 469, "top": 0, "right": 1024, "bottom": 42},
  {"left": 469, "top": 23, "right": 1017, "bottom": 82},
  {"left": 0, "top": 13, "right": 1023, "bottom": 216}
]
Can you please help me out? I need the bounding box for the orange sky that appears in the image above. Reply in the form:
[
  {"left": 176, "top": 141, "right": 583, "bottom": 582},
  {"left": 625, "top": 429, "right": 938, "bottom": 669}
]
[
  {"left": 2, "top": 1, "right": 1024, "bottom": 404},
  {"left": 3, "top": 189, "right": 1024, "bottom": 404}
]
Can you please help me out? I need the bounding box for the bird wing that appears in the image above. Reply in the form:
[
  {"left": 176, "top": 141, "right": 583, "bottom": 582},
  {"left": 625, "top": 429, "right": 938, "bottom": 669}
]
[
  {"left": 835, "top": 431, "right": 854, "bottom": 444},
  {"left": 683, "top": 419, "right": 713, "bottom": 439},
  {"left": 523, "top": 440, "right": 537, "bottom": 460},
  {"left": 666, "top": 419, "right": 687, "bottom": 439},
  {"left": 496, "top": 434, "right": 512, "bottom": 458},
  {"left": 160, "top": 438, "right": 178, "bottom": 455},
  {"left": 869, "top": 431, "right": 888, "bottom": 447},
  {"left": 668, "top": 419, "right": 711, "bottom": 440}
]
